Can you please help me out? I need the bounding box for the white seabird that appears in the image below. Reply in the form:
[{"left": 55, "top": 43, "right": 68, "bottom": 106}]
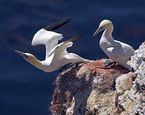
[
  {"left": 93, "top": 19, "right": 135, "bottom": 70},
  {"left": 15, "top": 19, "right": 89, "bottom": 72}
]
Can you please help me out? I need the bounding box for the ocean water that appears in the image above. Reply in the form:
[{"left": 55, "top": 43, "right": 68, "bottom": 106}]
[{"left": 0, "top": 0, "right": 145, "bottom": 114}]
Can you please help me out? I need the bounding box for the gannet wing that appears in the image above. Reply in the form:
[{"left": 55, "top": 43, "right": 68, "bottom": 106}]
[
  {"left": 47, "top": 42, "right": 63, "bottom": 57},
  {"left": 32, "top": 19, "right": 71, "bottom": 46},
  {"left": 32, "top": 29, "right": 63, "bottom": 46},
  {"left": 32, "top": 29, "right": 63, "bottom": 58},
  {"left": 31, "top": 19, "right": 71, "bottom": 59},
  {"left": 107, "top": 44, "right": 134, "bottom": 59},
  {"left": 121, "top": 43, "right": 135, "bottom": 58},
  {"left": 44, "top": 19, "right": 71, "bottom": 31},
  {"left": 47, "top": 36, "right": 83, "bottom": 57}
]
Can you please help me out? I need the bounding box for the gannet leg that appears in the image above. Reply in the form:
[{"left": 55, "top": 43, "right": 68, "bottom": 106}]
[
  {"left": 95, "top": 60, "right": 116, "bottom": 69},
  {"left": 104, "top": 60, "right": 116, "bottom": 67},
  {"left": 59, "top": 63, "right": 72, "bottom": 72},
  {"left": 59, "top": 62, "right": 86, "bottom": 73},
  {"left": 73, "top": 62, "right": 80, "bottom": 67},
  {"left": 73, "top": 62, "right": 85, "bottom": 68}
]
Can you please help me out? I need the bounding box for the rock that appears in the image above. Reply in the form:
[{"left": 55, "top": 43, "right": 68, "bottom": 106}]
[
  {"left": 115, "top": 72, "right": 133, "bottom": 95},
  {"left": 50, "top": 42, "right": 145, "bottom": 115}
]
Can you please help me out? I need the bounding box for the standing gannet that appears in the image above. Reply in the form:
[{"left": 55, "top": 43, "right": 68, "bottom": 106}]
[
  {"left": 93, "top": 19, "right": 135, "bottom": 70},
  {"left": 15, "top": 19, "right": 88, "bottom": 72}
]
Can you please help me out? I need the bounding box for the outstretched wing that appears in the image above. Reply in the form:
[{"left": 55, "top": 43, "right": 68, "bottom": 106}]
[
  {"left": 31, "top": 19, "right": 71, "bottom": 59},
  {"left": 47, "top": 36, "right": 83, "bottom": 57},
  {"left": 32, "top": 29, "right": 63, "bottom": 59}
]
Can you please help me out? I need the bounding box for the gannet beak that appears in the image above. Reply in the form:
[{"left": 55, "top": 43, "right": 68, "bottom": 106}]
[
  {"left": 15, "top": 50, "right": 28, "bottom": 59},
  {"left": 93, "top": 27, "right": 104, "bottom": 37}
]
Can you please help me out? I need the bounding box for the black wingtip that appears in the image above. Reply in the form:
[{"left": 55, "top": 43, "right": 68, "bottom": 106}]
[
  {"left": 43, "top": 19, "right": 72, "bottom": 31},
  {"left": 65, "top": 35, "right": 84, "bottom": 43},
  {"left": 65, "top": 19, "right": 72, "bottom": 22}
]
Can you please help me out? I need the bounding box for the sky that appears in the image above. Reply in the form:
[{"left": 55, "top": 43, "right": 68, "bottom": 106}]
[{"left": 0, "top": 0, "right": 145, "bottom": 114}]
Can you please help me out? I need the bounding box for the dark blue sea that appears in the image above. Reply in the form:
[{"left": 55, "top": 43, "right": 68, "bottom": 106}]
[{"left": 0, "top": 0, "right": 145, "bottom": 114}]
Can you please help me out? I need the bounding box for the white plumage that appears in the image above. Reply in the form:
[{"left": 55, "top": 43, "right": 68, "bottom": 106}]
[
  {"left": 32, "top": 29, "right": 63, "bottom": 59},
  {"left": 15, "top": 19, "right": 89, "bottom": 72},
  {"left": 93, "top": 19, "right": 134, "bottom": 70}
]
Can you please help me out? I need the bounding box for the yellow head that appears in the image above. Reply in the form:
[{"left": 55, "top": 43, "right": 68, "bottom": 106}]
[
  {"left": 93, "top": 19, "right": 113, "bottom": 36},
  {"left": 15, "top": 50, "right": 40, "bottom": 65}
]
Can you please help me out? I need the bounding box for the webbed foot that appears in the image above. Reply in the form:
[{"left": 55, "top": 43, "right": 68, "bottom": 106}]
[
  {"left": 104, "top": 60, "right": 116, "bottom": 68},
  {"left": 95, "top": 60, "right": 116, "bottom": 69}
]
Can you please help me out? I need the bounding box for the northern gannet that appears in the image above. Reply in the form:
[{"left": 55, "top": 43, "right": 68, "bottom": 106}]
[
  {"left": 93, "top": 19, "right": 135, "bottom": 70},
  {"left": 15, "top": 19, "right": 89, "bottom": 72}
]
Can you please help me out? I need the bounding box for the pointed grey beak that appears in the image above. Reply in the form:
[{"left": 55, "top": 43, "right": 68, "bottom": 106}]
[
  {"left": 93, "top": 27, "right": 104, "bottom": 37},
  {"left": 15, "top": 50, "right": 28, "bottom": 59}
]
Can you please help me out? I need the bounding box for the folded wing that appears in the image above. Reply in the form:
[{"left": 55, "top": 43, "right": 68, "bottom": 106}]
[{"left": 107, "top": 42, "right": 134, "bottom": 59}]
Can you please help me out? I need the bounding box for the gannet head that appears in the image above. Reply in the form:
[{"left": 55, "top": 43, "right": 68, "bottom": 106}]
[
  {"left": 93, "top": 19, "right": 113, "bottom": 36},
  {"left": 15, "top": 50, "right": 37, "bottom": 63}
]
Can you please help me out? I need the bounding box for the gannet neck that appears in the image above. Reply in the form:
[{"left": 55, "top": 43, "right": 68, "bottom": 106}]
[
  {"left": 101, "top": 24, "right": 114, "bottom": 42},
  {"left": 103, "top": 23, "right": 114, "bottom": 37},
  {"left": 16, "top": 50, "right": 55, "bottom": 72},
  {"left": 26, "top": 54, "right": 54, "bottom": 72},
  {"left": 26, "top": 54, "right": 44, "bottom": 70}
]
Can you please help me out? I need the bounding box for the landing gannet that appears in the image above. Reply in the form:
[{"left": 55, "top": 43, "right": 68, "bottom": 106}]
[
  {"left": 15, "top": 19, "right": 88, "bottom": 72},
  {"left": 93, "top": 19, "right": 135, "bottom": 70}
]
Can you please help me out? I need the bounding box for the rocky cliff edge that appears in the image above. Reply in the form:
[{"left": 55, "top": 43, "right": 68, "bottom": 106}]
[{"left": 50, "top": 42, "right": 145, "bottom": 115}]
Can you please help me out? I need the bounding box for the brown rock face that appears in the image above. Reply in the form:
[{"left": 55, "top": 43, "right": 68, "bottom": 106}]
[
  {"left": 50, "top": 42, "right": 145, "bottom": 115},
  {"left": 50, "top": 59, "right": 128, "bottom": 115}
]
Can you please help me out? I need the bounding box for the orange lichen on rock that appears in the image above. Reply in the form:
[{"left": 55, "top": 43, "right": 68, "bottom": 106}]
[
  {"left": 50, "top": 59, "right": 129, "bottom": 114},
  {"left": 49, "top": 42, "right": 145, "bottom": 115},
  {"left": 86, "top": 59, "right": 128, "bottom": 75},
  {"left": 80, "top": 59, "right": 129, "bottom": 92}
]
